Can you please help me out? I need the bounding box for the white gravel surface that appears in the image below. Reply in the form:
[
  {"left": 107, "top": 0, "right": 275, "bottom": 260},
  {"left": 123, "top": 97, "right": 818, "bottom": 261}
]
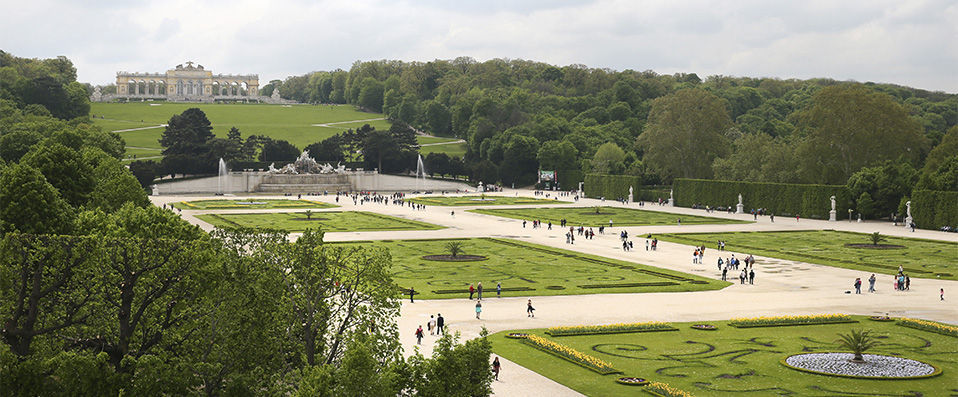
[{"left": 785, "top": 353, "right": 936, "bottom": 377}]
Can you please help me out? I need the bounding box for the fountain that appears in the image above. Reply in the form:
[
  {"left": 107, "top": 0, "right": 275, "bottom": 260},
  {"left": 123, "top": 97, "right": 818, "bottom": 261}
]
[
  {"left": 217, "top": 158, "right": 230, "bottom": 194},
  {"left": 416, "top": 154, "right": 427, "bottom": 191}
]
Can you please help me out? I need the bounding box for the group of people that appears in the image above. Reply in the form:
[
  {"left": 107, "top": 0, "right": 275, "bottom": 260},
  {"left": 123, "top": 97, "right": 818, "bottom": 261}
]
[
  {"left": 468, "top": 282, "right": 504, "bottom": 301},
  {"left": 718, "top": 254, "right": 756, "bottom": 285},
  {"left": 415, "top": 313, "right": 445, "bottom": 344}
]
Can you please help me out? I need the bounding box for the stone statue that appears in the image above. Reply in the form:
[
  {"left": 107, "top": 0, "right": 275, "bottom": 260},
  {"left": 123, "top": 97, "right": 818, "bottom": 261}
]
[
  {"left": 268, "top": 163, "right": 279, "bottom": 173},
  {"left": 828, "top": 195, "right": 837, "bottom": 221},
  {"left": 735, "top": 193, "right": 744, "bottom": 214},
  {"left": 336, "top": 162, "right": 346, "bottom": 173},
  {"left": 738, "top": 194, "right": 743, "bottom": 205},
  {"left": 670, "top": 189, "right": 674, "bottom": 200},
  {"left": 906, "top": 201, "right": 912, "bottom": 218},
  {"left": 628, "top": 186, "right": 633, "bottom": 203},
  {"left": 830, "top": 196, "right": 836, "bottom": 211}
]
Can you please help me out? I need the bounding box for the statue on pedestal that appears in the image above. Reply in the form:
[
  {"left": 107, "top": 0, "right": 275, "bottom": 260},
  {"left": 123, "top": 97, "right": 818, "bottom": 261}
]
[
  {"left": 667, "top": 189, "right": 674, "bottom": 206},
  {"left": 828, "top": 195, "right": 837, "bottom": 221},
  {"left": 628, "top": 186, "right": 633, "bottom": 203},
  {"left": 735, "top": 193, "right": 744, "bottom": 214},
  {"left": 904, "top": 200, "right": 913, "bottom": 227}
]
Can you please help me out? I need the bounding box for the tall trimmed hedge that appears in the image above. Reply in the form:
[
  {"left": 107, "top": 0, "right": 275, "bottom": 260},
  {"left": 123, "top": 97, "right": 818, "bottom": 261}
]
[
  {"left": 911, "top": 190, "right": 958, "bottom": 229},
  {"left": 584, "top": 174, "right": 670, "bottom": 201},
  {"left": 557, "top": 169, "right": 584, "bottom": 190},
  {"left": 672, "top": 179, "right": 852, "bottom": 219}
]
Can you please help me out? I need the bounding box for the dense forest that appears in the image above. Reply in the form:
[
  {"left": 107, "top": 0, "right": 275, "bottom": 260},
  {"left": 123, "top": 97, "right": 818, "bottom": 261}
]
[
  {"left": 266, "top": 57, "right": 957, "bottom": 218},
  {"left": 0, "top": 51, "right": 494, "bottom": 396}
]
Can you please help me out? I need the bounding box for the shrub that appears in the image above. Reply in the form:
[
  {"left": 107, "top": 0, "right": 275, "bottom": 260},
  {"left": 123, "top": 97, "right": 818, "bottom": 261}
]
[
  {"left": 728, "top": 314, "right": 855, "bottom": 328},
  {"left": 836, "top": 329, "right": 881, "bottom": 363},
  {"left": 445, "top": 241, "right": 464, "bottom": 257},
  {"left": 523, "top": 335, "right": 619, "bottom": 374},
  {"left": 911, "top": 190, "right": 958, "bottom": 229},
  {"left": 869, "top": 232, "right": 885, "bottom": 246}
]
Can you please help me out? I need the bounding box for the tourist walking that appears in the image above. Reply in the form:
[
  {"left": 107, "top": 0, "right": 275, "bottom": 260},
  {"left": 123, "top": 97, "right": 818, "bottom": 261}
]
[
  {"left": 527, "top": 299, "right": 535, "bottom": 317},
  {"left": 854, "top": 278, "right": 862, "bottom": 294},
  {"left": 492, "top": 357, "right": 501, "bottom": 380},
  {"left": 497, "top": 282, "right": 501, "bottom": 298},
  {"left": 469, "top": 284, "right": 475, "bottom": 300},
  {"left": 475, "top": 301, "right": 482, "bottom": 319},
  {"left": 749, "top": 268, "right": 755, "bottom": 284},
  {"left": 868, "top": 274, "right": 876, "bottom": 292},
  {"left": 941, "top": 288, "right": 945, "bottom": 301},
  {"left": 428, "top": 315, "right": 436, "bottom": 335},
  {"left": 721, "top": 267, "right": 727, "bottom": 281},
  {"left": 416, "top": 325, "right": 424, "bottom": 345},
  {"left": 409, "top": 287, "right": 415, "bottom": 303},
  {"left": 436, "top": 314, "right": 445, "bottom": 335},
  {"left": 477, "top": 282, "right": 483, "bottom": 300}
]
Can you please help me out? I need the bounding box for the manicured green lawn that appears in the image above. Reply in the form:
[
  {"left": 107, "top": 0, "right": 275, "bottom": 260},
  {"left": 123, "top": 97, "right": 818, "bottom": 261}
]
[
  {"left": 332, "top": 238, "right": 728, "bottom": 299},
  {"left": 468, "top": 206, "right": 750, "bottom": 226},
  {"left": 91, "top": 102, "right": 390, "bottom": 150},
  {"left": 171, "top": 199, "right": 336, "bottom": 210},
  {"left": 491, "top": 316, "right": 957, "bottom": 396},
  {"left": 196, "top": 211, "right": 442, "bottom": 232},
  {"left": 419, "top": 142, "right": 467, "bottom": 157},
  {"left": 408, "top": 196, "right": 571, "bottom": 206},
  {"left": 658, "top": 230, "right": 957, "bottom": 280}
]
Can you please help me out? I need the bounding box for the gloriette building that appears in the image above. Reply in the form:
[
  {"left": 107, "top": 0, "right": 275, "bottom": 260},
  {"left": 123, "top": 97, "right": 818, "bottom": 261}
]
[{"left": 92, "top": 61, "right": 290, "bottom": 103}]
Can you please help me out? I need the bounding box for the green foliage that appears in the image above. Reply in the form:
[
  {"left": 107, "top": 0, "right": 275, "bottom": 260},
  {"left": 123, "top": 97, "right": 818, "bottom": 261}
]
[
  {"left": 638, "top": 88, "right": 732, "bottom": 180},
  {"left": 88, "top": 157, "right": 150, "bottom": 212},
  {"left": 856, "top": 192, "right": 875, "bottom": 218},
  {"left": 0, "top": 164, "right": 75, "bottom": 234},
  {"left": 445, "top": 241, "right": 464, "bottom": 257},
  {"left": 469, "top": 207, "right": 745, "bottom": 228},
  {"left": 846, "top": 161, "right": 918, "bottom": 219},
  {"left": 796, "top": 85, "right": 928, "bottom": 184},
  {"left": 673, "top": 178, "right": 852, "bottom": 219},
  {"left": 870, "top": 232, "right": 885, "bottom": 246},
  {"left": 259, "top": 138, "right": 300, "bottom": 161},
  {"left": 911, "top": 190, "right": 958, "bottom": 229},
  {"left": 836, "top": 329, "right": 881, "bottom": 362},
  {"left": 406, "top": 330, "right": 494, "bottom": 396},
  {"left": 590, "top": 142, "right": 625, "bottom": 174},
  {"left": 21, "top": 142, "right": 95, "bottom": 207}
]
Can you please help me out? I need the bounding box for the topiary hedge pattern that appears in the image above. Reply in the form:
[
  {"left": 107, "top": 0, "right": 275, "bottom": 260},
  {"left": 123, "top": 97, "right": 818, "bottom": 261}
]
[
  {"left": 672, "top": 178, "right": 852, "bottom": 219},
  {"left": 583, "top": 174, "right": 670, "bottom": 202},
  {"left": 911, "top": 190, "right": 958, "bottom": 229}
]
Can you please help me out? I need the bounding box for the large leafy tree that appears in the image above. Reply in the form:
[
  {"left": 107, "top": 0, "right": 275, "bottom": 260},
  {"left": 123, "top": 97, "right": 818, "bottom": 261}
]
[
  {"left": 796, "top": 85, "right": 928, "bottom": 184},
  {"left": 88, "top": 157, "right": 150, "bottom": 212},
  {"left": 846, "top": 161, "right": 918, "bottom": 218},
  {"left": 259, "top": 138, "right": 301, "bottom": 162},
  {"left": 0, "top": 163, "right": 74, "bottom": 234},
  {"left": 159, "top": 108, "right": 214, "bottom": 157},
  {"left": 536, "top": 140, "right": 578, "bottom": 171},
  {"left": 21, "top": 142, "right": 95, "bottom": 207},
  {"left": 638, "top": 88, "right": 732, "bottom": 180},
  {"left": 304, "top": 135, "right": 346, "bottom": 163},
  {"left": 590, "top": 142, "right": 626, "bottom": 174}
]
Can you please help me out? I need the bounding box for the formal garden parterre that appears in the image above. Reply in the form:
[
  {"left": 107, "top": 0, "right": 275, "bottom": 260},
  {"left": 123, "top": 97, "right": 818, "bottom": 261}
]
[
  {"left": 468, "top": 206, "right": 750, "bottom": 227},
  {"left": 196, "top": 211, "right": 443, "bottom": 232},
  {"left": 172, "top": 198, "right": 337, "bottom": 210},
  {"left": 657, "top": 230, "right": 958, "bottom": 280},
  {"left": 491, "top": 315, "right": 956, "bottom": 396},
  {"left": 331, "top": 238, "right": 729, "bottom": 300}
]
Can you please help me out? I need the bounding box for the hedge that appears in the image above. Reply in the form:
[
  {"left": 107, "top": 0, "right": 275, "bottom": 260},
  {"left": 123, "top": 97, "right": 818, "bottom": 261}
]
[
  {"left": 556, "top": 169, "right": 584, "bottom": 190},
  {"left": 584, "top": 174, "right": 670, "bottom": 202},
  {"left": 672, "top": 178, "right": 852, "bottom": 219},
  {"left": 911, "top": 190, "right": 958, "bottom": 229}
]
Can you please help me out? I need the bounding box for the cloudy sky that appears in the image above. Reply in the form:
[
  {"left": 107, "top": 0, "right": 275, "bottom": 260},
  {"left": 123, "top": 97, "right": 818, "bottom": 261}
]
[{"left": 3, "top": 0, "right": 956, "bottom": 92}]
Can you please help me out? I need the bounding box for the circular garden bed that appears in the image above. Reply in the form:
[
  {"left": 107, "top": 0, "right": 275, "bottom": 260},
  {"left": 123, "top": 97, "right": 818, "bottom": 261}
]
[
  {"left": 868, "top": 316, "right": 895, "bottom": 322},
  {"left": 783, "top": 353, "right": 940, "bottom": 379},
  {"left": 421, "top": 255, "right": 488, "bottom": 262},
  {"left": 615, "top": 377, "right": 649, "bottom": 386},
  {"left": 844, "top": 244, "right": 906, "bottom": 249},
  {"left": 691, "top": 324, "right": 717, "bottom": 331}
]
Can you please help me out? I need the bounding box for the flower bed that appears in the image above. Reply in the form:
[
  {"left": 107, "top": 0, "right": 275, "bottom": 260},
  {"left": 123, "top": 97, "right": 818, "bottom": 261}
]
[
  {"left": 690, "top": 324, "right": 717, "bottom": 330},
  {"left": 728, "top": 314, "right": 855, "bottom": 328},
  {"left": 782, "top": 353, "right": 941, "bottom": 379},
  {"left": 506, "top": 332, "right": 529, "bottom": 339},
  {"left": 868, "top": 316, "right": 894, "bottom": 322},
  {"left": 615, "top": 377, "right": 649, "bottom": 386},
  {"left": 545, "top": 321, "right": 676, "bottom": 336},
  {"left": 523, "top": 335, "right": 620, "bottom": 374},
  {"left": 645, "top": 381, "right": 694, "bottom": 397},
  {"left": 897, "top": 318, "right": 958, "bottom": 337}
]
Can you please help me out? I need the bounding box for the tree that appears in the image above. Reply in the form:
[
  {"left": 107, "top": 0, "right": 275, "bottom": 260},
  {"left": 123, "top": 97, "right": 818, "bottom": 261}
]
[
  {"left": 21, "top": 142, "right": 95, "bottom": 207},
  {"left": 305, "top": 135, "right": 347, "bottom": 163},
  {"left": 498, "top": 135, "right": 539, "bottom": 185},
  {"left": 919, "top": 155, "right": 958, "bottom": 191},
  {"left": 425, "top": 101, "right": 452, "bottom": 136},
  {"left": 836, "top": 329, "right": 881, "bottom": 363},
  {"left": 638, "top": 88, "right": 732, "bottom": 180},
  {"left": 445, "top": 241, "right": 464, "bottom": 257},
  {"left": 88, "top": 157, "right": 150, "bottom": 212},
  {"left": 127, "top": 160, "right": 157, "bottom": 189},
  {"left": 0, "top": 234, "right": 98, "bottom": 357},
  {"left": 357, "top": 77, "right": 384, "bottom": 112},
  {"left": 856, "top": 192, "right": 875, "bottom": 219},
  {"left": 869, "top": 232, "right": 886, "bottom": 246},
  {"left": 424, "top": 152, "right": 450, "bottom": 177},
  {"left": 260, "top": 138, "right": 300, "bottom": 162},
  {"left": 591, "top": 142, "right": 626, "bottom": 174},
  {"left": 0, "top": 129, "right": 43, "bottom": 163},
  {"left": 406, "top": 330, "right": 494, "bottom": 396},
  {"left": 359, "top": 123, "right": 418, "bottom": 172},
  {"left": 159, "top": 108, "right": 214, "bottom": 157},
  {"left": 846, "top": 161, "right": 918, "bottom": 219},
  {"left": 0, "top": 164, "right": 74, "bottom": 235},
  {"left": 537, "top": 140, "right": 578, "bottom": 171},
  {"left": 796, "top": 85, "right": 928, "bottom": 184}
]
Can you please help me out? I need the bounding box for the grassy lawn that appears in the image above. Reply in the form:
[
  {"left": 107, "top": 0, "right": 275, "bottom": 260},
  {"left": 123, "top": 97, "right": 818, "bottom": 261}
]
[
  {"left": 491, "top": 316, "right": 957, "bottom": 396},
  {"left": 332, "top": 238, "right": 728, "bottom": 299},
  {"left": 657, "top": 230, "right": 957, "bottom": 280},
  {"left": 196, "top": 211, "right": 442, "bottom": 232},
  {"left": 91, "top": 102, "right": 389, "bottom": 150},
  {"left": 468, "top": 206, "right": 750, "bottom": 227},
  {"left": 408, "top": 196, "right": 571, "bottom": 206},
  {"left": 171, "top": 199, "right": 336, "bottom": 210}
]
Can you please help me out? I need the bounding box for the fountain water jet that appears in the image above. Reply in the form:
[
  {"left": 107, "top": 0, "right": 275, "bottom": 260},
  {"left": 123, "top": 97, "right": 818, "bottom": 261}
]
[
  {"left": 416, "top": 154, "right": 427, "bottom": 191},
  {"left": 217, "top": 158, "right": 230, "bottom": 194}
]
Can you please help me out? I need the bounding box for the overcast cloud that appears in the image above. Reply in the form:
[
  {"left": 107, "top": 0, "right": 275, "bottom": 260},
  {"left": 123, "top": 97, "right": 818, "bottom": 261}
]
[{"left": 2, "top": 0, "right": 956, "bottom": 92}]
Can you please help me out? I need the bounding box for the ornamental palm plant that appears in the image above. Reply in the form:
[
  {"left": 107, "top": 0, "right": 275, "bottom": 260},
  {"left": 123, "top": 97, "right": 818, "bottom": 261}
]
[
  {"left": 836, "top": 329, "right": 881, "bottom": 363},
  {"left": 870, "top": 232, "right": 885, "bottom": 246},
  {"left": 445, "top": 241, "right": 464, "bottom": 258}
]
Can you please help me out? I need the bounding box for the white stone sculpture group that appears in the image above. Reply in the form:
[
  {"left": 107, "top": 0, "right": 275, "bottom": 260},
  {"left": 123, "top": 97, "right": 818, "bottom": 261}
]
[{"left": 267, "top": 151, "right": 347, "bottom": 175}]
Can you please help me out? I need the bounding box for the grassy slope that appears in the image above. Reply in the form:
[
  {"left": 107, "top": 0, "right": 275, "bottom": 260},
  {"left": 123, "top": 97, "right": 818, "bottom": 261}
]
[
  {"left": 491, "top": 316, "right": 957, "bottom": 396},
  {"left": 658, "top": 230, "right": 957, "bottom": 280},
  {"left": 331, "top": 238, "right": 729, "bottom": 299},
  {"left": 469, "top": 206, "right": 751, "bottom": 227},
  {"left": 195, "top": 211, "right": 443, "bottom": 232}
]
